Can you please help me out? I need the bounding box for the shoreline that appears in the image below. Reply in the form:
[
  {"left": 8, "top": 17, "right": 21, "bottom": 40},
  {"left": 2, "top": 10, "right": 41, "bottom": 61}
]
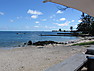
[
  {"left": 65, "top": 37, "right": 94, "bottom": 46},
  {"left": 0, "top": 36, "right": 94, "bottom": 49}
]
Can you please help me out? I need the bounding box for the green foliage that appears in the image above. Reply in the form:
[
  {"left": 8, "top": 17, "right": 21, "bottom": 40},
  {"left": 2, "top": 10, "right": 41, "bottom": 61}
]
[
  {"left": 73, "top": 41, "right": 94, "bottom": 46},
  {"left": 77, "top": 13, "right": 94, "bottom": 35},
  {"left": 89, "top": 22, "right": 94, "bottom": 35},
  {"left": 59, "top": 29, "right": 62, "bottom": 31},
  {"left": 70, "top": 26, "right": 73, "bottom": 31}
]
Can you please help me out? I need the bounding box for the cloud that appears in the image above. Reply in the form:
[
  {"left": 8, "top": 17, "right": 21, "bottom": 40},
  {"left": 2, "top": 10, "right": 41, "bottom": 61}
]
[
  {"left": 71, "top": 20, "right": 74, "bottom": 22},
  {"left": 35, "top": 21, "right": 39, "bottom": 23},
  {"left": 27, "top": 9, "right": 43, "bottom": 19},
  {"left": 0, "top": 12, "right": 4, "bottom": 15},
  {"left": 27, "top": 9, "right": 43, "bottom": 15},
  {"left": 53, "top": 21, "right": 70, "bottom": 27},
  {"left": 60, "top": 18, "right": 66, "bottom": 21},
  {"left": 31, "top": 15, "right": 38, "bottom": 19},
  {"left": 56, "top": 10, "right": 63, "bottom": 14},
  {"left": 78, "top": 20, "right": 82, "bottom": 22}
]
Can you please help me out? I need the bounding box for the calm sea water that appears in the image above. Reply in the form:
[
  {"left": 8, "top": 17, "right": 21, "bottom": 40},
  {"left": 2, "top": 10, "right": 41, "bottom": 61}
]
[{"left": 0, "top": 31, "right": 79, "bottom": 48}]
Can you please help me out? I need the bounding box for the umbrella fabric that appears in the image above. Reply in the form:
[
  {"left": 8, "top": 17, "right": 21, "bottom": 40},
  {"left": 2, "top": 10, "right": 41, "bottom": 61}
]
[{"left": 43, "top": 0, "right": 94, "bottom": 17}]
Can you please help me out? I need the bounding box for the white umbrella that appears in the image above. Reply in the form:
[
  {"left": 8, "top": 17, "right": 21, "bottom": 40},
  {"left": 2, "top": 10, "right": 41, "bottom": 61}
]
[{"left": 43, "top": 0, "right": 94, "bottom": 17}]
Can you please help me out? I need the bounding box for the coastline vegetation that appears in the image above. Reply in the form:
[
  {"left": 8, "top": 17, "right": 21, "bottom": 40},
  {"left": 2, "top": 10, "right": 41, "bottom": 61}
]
[
  {"left": 72, "top": 41, "right": 94, "bottom": 46},
  {"left": 77, "top": 13, "right": 94, "bottom": 36}
]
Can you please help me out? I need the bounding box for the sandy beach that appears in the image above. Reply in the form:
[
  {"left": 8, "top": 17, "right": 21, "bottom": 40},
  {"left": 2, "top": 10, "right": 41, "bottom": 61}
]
[{"left": 0, "top": 43, "right": 87, "bottom": 71}]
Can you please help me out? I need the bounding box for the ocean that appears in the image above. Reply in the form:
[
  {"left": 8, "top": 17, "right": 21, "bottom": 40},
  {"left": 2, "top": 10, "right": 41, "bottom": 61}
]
[{"left": 0, "top": 31, "right": 79, "bottom": 48}]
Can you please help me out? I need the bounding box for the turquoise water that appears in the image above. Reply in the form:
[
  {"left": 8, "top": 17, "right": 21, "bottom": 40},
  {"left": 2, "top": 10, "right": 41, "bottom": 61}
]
[{"left": 0, "top": 31, "right": 79, "bottom": 48}]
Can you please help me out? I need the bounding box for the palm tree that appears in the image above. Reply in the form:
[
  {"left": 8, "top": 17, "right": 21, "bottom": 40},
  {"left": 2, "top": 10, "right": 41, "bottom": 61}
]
[
  {"left": 59, "top": 29, "right": 62, "bottom": 32},
  {"left": 70, "top": 26, "right": 73, "bottom": 32}
]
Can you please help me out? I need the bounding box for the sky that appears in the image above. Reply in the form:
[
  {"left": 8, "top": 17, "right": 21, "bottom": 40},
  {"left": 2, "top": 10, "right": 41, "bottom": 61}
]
[{"left": 0, "top": 0, "right": 82, "bottom": 31}]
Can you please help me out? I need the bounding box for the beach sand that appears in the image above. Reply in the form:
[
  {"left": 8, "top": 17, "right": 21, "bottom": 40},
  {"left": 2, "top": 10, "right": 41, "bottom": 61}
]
[{"left": 0, "top": 44, "right": 86, "bottom": 71}]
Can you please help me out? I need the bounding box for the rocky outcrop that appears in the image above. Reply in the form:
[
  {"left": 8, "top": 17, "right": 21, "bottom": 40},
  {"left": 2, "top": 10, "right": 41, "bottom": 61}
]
[
  {"left": 27, "top": 41, "right": 32, "bottom": 45},
  {"left": 23, "top": 40, "right": 64, "bottom": 46},
  {"left": 33, "top": 41, "right": 58, "bottom": 46}
]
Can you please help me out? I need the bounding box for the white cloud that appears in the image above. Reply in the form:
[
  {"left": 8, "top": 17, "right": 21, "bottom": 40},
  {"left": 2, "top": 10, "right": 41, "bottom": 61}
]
[
  {"left": 53, "top": 21, "right": 70, "bottom": 27},
  {"left": 78, "top": 20, "right": 82, "bottom": 22},
  {"left": 27, "top": 9, "right": 43, "bottom": 19},
  {"left": 27, "top": 9, "right": 43, "bottom": 15},
  {"left": 35, "top": 21, "right": 39, "bottom": 23},
  {"left": 71, "top": 20, "right": 74, "bottom": 22},
  {"left": 56, "top": 10, "right": 63, "bottom": 14},
  {"left": 60, "top": 18, "right": 66, "bottom": 21},
  {"left": 31, "top": 15, "right": 38, "bottom": 19},
  {"left": 0, "top": 12, "right": 4, "bottom": 15},
  {"left": 10, "top": 19, "right": 14, "bottom": 22}
]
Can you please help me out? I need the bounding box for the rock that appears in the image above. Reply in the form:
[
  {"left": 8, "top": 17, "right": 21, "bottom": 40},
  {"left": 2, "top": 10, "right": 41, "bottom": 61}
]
[
  {"left": 24, "top": 43, "right": 27, "bottom": 45},
  {"left": 71, "top": 41, "right": 75, "bottom": 43},
  {"left": 58, "top": 42, "right": 64, "bottom": 44},
  {"left": 33, "top": 41, "right": 45, "bottom": 46},
  {"left": 33, "top": 41, "right": 58, "bottom": 46},
  {"left": 64, "top": 42, "right": 68, "bottom": 44},
  {"left": 27, "top": 41, "right": 32, "bottom": 45}
]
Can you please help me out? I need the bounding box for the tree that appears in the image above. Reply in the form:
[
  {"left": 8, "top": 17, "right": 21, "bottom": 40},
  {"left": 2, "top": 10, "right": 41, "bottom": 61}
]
[
  {"left": 70, "top": 26, "right": 73, "bottom": 31},
  {"left": 89, "top": 21, "right": 94, "bottom": 35},
  {"left": 77, "top": 12, "right": 94, "bottom": 35},
  {"left": 59, "top": 29, "right": 62, "bottom": 32}
]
